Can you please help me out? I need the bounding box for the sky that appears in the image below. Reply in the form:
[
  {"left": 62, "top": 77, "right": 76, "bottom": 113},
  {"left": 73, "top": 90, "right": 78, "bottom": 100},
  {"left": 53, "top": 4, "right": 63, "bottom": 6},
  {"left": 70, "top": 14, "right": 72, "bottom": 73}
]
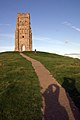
[{"left": 0, "top": 0, "right": 80, "bottom": 55}]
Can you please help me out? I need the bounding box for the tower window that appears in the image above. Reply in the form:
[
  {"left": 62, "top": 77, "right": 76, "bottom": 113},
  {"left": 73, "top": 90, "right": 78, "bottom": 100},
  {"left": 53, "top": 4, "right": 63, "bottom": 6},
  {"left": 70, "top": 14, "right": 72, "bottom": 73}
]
[{"left": 22, "top": 36, "right": 24, "bottom": 38}]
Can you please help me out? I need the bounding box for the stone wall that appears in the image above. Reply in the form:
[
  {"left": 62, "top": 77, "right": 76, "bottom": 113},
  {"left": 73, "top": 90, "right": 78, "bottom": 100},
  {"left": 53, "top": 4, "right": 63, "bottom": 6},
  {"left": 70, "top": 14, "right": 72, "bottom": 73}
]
[{"left": 15, "top": 12, "right": 32, "bottom": 52}]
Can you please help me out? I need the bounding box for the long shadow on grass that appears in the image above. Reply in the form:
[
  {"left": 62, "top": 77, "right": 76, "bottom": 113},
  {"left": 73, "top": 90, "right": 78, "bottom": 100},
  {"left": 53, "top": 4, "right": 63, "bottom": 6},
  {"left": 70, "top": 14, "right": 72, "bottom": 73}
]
[
  {"left": 43, "top": 84, "right": 69, "bottom": 120},
  {"left": 62, "top": 77, "right": 80, "bottom": 119}
]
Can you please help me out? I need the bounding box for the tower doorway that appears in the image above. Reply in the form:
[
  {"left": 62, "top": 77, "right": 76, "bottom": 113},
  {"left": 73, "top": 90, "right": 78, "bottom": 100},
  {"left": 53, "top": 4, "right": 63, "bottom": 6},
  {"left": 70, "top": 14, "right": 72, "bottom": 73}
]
[{"left": 22, "top": 45, "right": 26, "bottom": 51}]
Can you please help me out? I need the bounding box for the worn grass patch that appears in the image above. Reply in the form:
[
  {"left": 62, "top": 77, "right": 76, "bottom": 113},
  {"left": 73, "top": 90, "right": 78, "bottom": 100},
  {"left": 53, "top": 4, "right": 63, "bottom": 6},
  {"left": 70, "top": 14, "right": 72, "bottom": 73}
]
[
  {"left": 0, "top": 52, "right": 42, "bottom": 120},
  {"left": 23, "top": 51, "right": 80, "bottom": 111}
]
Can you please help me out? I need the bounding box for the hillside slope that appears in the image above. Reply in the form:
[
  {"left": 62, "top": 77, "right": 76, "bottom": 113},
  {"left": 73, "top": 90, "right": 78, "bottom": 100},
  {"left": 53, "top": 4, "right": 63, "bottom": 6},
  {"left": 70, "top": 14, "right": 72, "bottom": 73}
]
[
  {"left": 24, "top": 51, "right": 80, "bottom": 112},
  {"left": 0, "top": 52, "right": 42, "bottom": 120}
]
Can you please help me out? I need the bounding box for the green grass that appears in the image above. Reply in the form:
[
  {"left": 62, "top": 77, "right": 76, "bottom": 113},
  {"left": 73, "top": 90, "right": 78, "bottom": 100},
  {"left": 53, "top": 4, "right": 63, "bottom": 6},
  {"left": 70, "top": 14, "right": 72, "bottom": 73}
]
[
  {"left": 0, "top": 52, "right": 42, "bottom": 120},
  {"left": 23, "top": 51, "right": 80, "bottom": 111}
]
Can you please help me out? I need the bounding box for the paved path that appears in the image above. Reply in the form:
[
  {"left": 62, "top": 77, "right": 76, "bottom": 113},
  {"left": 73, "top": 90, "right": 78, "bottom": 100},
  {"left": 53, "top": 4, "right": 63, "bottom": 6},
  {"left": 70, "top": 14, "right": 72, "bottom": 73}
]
[{"left": 20, "top": 53, "right": 79, "bottom": 120}]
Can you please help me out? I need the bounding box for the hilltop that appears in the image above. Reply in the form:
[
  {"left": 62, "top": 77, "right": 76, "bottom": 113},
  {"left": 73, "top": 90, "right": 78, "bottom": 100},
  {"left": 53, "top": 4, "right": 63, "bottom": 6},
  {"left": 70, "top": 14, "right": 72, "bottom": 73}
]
[{"left": 0, "top": 51, "right": 80, "bottom": 119}]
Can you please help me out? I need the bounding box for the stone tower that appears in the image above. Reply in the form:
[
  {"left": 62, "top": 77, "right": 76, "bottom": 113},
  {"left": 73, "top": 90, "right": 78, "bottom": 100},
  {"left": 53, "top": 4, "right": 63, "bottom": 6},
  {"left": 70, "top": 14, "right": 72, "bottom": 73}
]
[{"left": 15, "top": 12, "right": 32, "bottom": 52}]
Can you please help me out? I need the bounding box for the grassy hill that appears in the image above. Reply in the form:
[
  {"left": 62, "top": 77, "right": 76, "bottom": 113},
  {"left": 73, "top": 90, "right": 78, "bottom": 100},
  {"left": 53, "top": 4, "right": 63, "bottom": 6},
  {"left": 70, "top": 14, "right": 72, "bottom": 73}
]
[
  {"left": 0, "top": 51, "right": 80, "bottom": 119},
  {"left": 0, "top": 52, "right": 42, "bottom": 120},
  {"left": 23, "top": 51, "right": 80, "bottom": 111}
]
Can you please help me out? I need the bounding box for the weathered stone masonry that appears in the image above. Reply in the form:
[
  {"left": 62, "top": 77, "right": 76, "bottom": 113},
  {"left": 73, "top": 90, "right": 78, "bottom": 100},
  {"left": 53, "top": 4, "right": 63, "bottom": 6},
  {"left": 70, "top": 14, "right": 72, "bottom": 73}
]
[{"left": 15, "top": 12, "right": 32, "bottom": 52}]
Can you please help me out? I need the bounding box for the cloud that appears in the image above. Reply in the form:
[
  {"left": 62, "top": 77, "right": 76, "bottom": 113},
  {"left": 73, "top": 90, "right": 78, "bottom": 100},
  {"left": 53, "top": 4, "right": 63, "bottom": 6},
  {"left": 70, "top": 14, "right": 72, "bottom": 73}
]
[
  {"left": 0, "top": 24, "right": 11, "bottom": 26},
  {"left": 33, "top": 36, "right": 71, "bottom": 46},
  {"left": 0, "top": 33, "right": 14, "bottom": 39},
  {"left": 71, "top": 26, "right": 80, "bottom": 32},
  {"left": 64, "top": 40, "right": 69, "bottom": 44},
  {"left": 63, "top": 21, "right": 71, "bottom": 26},
  {"left": 33, "top": 36, "right": 50, "bottom": 41},
  {"left": 63, "top": 21, "right": 80, "bottom": 32},
  {"left": 0, "top": 46, "right": 14, "bottom": 52}
]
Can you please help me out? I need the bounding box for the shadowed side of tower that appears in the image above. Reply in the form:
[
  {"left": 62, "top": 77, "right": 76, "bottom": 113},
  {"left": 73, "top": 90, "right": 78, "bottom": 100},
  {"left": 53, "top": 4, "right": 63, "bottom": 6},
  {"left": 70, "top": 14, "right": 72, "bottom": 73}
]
[{"left": 15, "top": 12, "right": 32, "bottom": 52}]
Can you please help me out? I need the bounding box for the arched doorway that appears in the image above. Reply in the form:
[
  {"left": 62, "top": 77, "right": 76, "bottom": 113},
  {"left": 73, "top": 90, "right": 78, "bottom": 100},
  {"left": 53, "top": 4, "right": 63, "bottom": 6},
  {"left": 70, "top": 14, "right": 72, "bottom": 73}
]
[{"left": 21, "top": 44, "right": 26, "bottom": 51}]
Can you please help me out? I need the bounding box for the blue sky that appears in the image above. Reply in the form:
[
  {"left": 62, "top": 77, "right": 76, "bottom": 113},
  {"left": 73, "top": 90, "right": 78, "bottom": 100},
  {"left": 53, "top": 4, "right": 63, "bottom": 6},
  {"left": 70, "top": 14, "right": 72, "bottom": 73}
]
[{"left": 0, "top": 0, "right": 80, "bottom": 55}]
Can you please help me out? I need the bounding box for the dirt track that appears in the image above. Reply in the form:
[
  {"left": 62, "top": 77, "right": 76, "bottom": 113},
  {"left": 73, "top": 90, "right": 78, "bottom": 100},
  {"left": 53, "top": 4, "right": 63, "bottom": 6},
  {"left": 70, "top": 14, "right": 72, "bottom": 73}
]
[{"left": 21, "top": 53, "right": 79, "bottom": 120}]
